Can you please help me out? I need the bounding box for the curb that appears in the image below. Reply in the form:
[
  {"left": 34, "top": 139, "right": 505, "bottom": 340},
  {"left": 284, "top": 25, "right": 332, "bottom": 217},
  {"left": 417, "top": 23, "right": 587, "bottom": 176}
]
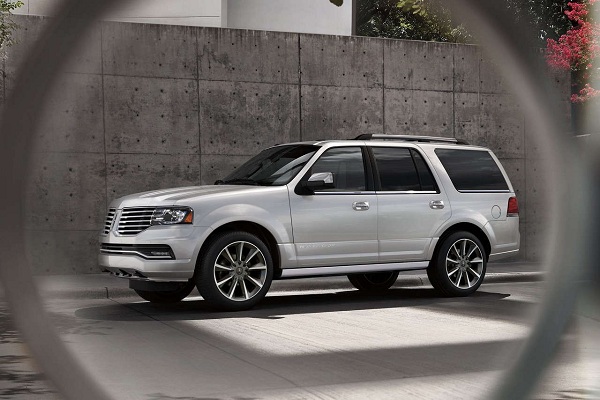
[{"left": 24, "top": 271, "right": 545, "bottom": 300}]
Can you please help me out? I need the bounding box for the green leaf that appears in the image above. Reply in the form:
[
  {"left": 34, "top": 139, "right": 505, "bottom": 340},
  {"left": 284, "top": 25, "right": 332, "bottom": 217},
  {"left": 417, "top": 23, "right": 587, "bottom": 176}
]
[{"left": 330, "top": 0, "right": 343, "bottom": 6}]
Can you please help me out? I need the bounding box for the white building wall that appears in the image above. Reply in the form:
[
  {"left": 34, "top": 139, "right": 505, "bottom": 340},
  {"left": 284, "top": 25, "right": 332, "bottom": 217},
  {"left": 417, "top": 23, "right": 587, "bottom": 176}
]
[
  {"left": 11, "top": 0, "right": 353, "bottom": 34},
  {"left": 13, "top": 0, "right": 225, "bottom": 27},
  {"left": 227, "top": 0, "right": 352, "bottom": 35}
]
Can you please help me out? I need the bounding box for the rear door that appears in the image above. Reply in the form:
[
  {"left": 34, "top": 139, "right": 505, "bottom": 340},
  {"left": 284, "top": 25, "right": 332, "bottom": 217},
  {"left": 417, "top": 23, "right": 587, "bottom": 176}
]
[{"left": 372, "top": 146, "right": 452, "bottom": 262}]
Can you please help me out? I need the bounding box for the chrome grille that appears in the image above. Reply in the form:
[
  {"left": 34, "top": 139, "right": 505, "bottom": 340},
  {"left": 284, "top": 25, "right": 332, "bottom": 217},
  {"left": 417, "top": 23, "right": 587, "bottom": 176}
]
[
  {"left": 103, "top": 208, "right": 116, "bottom": 234},
  {"left": 117, "top": 207, "right": 156, "bottom": 235}
]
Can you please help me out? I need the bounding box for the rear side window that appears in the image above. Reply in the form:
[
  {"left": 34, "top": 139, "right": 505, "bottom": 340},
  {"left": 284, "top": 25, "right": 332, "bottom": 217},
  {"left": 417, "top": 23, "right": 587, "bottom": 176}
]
[
  {"left": 371, "top": 147, "right": 438, "bottom": 192},
  {"left": 435, "top": 149, "right": 509, "bottom": 191}
]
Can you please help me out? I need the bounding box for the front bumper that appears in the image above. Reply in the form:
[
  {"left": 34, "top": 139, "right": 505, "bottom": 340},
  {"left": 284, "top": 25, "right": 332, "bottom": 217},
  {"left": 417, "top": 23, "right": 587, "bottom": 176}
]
[{"left": 99, "top": 225, "right": 213, "bottom": 282}]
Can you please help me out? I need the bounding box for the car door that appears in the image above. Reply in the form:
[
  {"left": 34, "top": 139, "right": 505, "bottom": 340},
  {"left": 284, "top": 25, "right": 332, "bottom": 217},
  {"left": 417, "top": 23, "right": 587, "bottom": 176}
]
[
  {"left": 289, "top": 146, "right": 378, "bottom": 268},
  {"left": 371, "top": 146, "right": 451, "bottom": 262}
]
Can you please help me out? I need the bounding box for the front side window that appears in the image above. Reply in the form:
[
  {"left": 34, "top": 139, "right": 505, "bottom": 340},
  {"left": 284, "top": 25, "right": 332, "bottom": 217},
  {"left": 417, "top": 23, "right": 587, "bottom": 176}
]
[
  {"left": 219, "top": 145, "right": 318, "bottom": 186},
  {"left": 371, "top": 147, "right": 438, "bottom": 192},
  {"left": 309, "top": 147, "right": 366, "bottom": 192},
  {"left": 435, "top": 148, "right": 509, "bottom": 191}
]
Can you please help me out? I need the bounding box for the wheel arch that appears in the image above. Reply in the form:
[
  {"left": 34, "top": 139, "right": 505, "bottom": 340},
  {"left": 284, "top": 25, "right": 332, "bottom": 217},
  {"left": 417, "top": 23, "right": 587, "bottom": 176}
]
[
  {"left": 432, "top": 222, "right": 492, "bottom": 263},
  {"left": 194, "top": 221, "right": 281, "bottom": 278}
]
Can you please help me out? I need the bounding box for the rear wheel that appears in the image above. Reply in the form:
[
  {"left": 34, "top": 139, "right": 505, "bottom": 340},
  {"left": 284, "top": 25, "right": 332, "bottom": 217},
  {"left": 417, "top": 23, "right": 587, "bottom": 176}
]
[
  {"left": 134, "top": 280, "right": 195, "bottom": 303},
  {"left": 196, "top": 231, "right": 273, "bottom": 311},
  {"left": 347, "top": 271, "right": 399, "bottom": 293},
  {"left": 427, "top": 231, "right": 486, "bottom": 296}
]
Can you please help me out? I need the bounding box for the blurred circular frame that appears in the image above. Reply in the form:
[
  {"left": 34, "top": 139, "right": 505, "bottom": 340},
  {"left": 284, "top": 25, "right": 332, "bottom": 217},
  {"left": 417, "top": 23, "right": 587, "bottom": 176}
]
[{"left": 0, "top": 1, "right": 596, "bottom": 400}]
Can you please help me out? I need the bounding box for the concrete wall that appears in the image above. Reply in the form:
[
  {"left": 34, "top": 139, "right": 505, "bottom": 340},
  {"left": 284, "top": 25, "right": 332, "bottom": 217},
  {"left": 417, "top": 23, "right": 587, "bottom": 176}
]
[{"left": 1, "top": 15, "right": 569, "bottom": 274}]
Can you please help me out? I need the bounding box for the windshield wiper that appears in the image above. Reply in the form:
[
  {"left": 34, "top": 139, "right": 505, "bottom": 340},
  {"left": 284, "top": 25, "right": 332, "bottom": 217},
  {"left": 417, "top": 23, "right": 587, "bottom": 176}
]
[{"left": 215, "top": 178, "right": 263, "bottom": 186}]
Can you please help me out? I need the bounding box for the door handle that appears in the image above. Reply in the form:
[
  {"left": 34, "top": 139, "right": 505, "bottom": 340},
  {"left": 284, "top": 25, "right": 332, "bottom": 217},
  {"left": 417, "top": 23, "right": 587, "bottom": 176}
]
[
  {"left": 352, "top": 201, "right": 370, "bottom": 211},
  {"left": 429, "top": 200, "right": 445, "bottom": 209}
]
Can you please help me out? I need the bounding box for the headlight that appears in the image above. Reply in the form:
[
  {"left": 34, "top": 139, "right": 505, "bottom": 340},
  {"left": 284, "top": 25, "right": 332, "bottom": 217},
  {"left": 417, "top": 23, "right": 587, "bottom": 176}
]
[{"left": 150, "top": 207, "right": 193, "bottom": 225}]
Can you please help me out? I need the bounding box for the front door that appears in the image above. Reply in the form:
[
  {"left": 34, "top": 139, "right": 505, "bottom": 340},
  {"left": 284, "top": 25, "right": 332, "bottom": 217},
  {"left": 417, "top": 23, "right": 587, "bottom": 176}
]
[{"left": 289, "top": 146, "right": 378, "bottom": 268}]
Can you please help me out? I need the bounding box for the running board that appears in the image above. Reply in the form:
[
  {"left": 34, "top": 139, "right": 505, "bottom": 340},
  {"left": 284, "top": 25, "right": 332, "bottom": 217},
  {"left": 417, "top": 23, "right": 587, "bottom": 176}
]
[{"left": 279, "top": 261, "right": 429, "bottom": 279}]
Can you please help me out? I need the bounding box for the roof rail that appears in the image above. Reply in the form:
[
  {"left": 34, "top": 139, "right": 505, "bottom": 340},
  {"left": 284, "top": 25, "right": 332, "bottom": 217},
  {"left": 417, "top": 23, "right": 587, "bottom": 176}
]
[{"left": 354, "top": 134, "right": 469, "bottom": 145}]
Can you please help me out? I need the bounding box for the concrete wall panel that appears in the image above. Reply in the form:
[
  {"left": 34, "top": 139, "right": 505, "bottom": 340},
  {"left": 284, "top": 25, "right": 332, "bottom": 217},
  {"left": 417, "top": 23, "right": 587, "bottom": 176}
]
[
  {"left": 34, "top": 73, "right": 104, "bottom": 153},
  {"left": 25, "top": 230, "right": 101, "bottom": 274},
  {"left": 454, "top": 92, "right": 480, "bottom": 143},
  {"left": 198, "top": 28, "right": 299, "bottom": 84},
  {"left": 384, "top": 40, "right": 453, "bottom": 92},
  {"left": 300, "top": 35, "right": 383, "bottom": 88},
  {"left": 199, "top": 80, "right": 299, "bottom": 155},
  {"left": 5, "top": 16, "right": 101, "bottom": 77},
  {"left": 0, "top": 57, "right": 5, "bottom": 109},
  {"left": 106, "top": 154, "right": 200, "bottom": 200},
  {"left": 66, "top": 22, "right": 103, "bottom": 75},
  {"left": 385, "top": 89, "right": 453, "bottom": 136},
  {"left": 4, "top": 15, "right": 49, "bottom": 79},
  {"left": 26, "top": 153, "right": 107, "bottom": 231},
  {"left": 104, "top": 76, "right": 199, "bottom": 155},
  {"left": 480, "top": 94, "right": 524, "bottom": 158},
  {"left": 301, "top": 85, "right": 383, "bottom": 140},
  {"left": 524, "top": 157, "right": 550, "bottom": 225},
  {"left": 480, "top": 55, "right": 508, "bottom": 94},
  {"left": 201, "top": 154, "right": 251, "bottom": 185},
  {"left": 454, "top": 45, "right": 479, "bottom": 93},
  {"left": 499, "top": 158, "right": 525, "bottom": 216},
  {"left": 102, "top": 22, "right": 197, "bottom": 79},
  {"left": 521, "top": 222, "right": 547, "bottom": 261}
]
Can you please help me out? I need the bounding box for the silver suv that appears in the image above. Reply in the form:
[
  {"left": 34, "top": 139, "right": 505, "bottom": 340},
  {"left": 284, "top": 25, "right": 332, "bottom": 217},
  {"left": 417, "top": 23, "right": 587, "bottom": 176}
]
[{"left": 99, "top": 134, "right": 520, "bottom": 310}]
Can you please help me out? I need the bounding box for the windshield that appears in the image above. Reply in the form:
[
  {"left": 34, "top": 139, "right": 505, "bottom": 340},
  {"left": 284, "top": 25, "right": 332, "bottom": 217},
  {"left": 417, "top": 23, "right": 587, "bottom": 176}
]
[{"left": 217, "top": 144, "right": 319, "bottom": 186}]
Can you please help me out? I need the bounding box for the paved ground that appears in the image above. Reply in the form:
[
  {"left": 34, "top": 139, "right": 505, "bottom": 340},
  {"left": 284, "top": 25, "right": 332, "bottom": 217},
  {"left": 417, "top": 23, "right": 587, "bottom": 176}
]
[{"left": 0, "top": 263, "right": 598, "bottom": 400}]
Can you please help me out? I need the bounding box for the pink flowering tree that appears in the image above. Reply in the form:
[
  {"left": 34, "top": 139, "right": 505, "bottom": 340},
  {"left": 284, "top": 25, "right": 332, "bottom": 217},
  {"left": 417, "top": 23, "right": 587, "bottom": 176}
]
[{"left": 546, "top": 0, "right": 600, "bottom": 103}]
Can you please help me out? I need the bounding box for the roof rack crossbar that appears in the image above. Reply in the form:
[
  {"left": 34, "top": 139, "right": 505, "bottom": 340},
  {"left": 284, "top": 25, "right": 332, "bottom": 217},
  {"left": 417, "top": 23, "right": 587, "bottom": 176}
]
[{"left": 354, "top": 134, "right": 469, "bottom": 145}]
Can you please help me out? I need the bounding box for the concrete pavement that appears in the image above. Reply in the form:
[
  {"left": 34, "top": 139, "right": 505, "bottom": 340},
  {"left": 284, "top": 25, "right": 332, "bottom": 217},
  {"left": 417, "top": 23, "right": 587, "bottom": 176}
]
[{"left": 20, "top": 262, "right": 544, "bottom": 300}]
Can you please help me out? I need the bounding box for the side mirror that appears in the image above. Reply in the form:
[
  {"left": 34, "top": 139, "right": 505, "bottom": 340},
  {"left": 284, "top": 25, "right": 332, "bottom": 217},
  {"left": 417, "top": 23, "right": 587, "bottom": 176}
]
[{"left": 297, "top": 172, "right": 335, "bottom": 195}]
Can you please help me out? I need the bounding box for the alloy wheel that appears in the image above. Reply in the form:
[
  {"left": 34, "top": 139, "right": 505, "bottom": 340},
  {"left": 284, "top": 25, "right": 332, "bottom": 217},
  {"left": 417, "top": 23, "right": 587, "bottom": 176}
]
[
  {"left": 213, "top": 241, "right": 268, "bottom": 302},
  {"left": 445, "top": 238, "right": 484, "bottom": 289}
]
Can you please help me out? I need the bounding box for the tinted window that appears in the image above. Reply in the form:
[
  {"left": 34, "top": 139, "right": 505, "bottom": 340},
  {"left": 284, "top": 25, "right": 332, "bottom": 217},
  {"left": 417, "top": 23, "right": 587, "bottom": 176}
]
[
  {"left": 411, "top": 149, "right": 438, "bottom": 191},
  {"left": 372, "top": 147, "right": 420, "bottom": 191},
  {"left": 310, "top": 147, "right": 366, "bottom": 191},
  {"left": 221, "top": 145, "right": 317, "bottom": 186},
  {"left": 435, "top": 149, "right": 509, "bottom": 191}
]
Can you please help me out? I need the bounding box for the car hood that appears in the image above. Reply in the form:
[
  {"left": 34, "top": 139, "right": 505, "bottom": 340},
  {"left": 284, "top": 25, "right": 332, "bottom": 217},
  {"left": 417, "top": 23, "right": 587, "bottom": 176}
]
[{"left": 110, "top": 185, "right": 277, "bottom": 208}]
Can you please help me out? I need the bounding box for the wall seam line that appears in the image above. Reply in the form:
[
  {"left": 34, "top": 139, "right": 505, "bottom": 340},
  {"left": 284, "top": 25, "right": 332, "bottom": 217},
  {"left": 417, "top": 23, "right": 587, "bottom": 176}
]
[
  {"left": 452, "top": 45, "right": 456, "bottom": 138},
  {"left": 196, "top": 26, "right": 202, "bottom": 184},
  {"left": 298, "top": 34, "right": 303, "bottom": 142},
  {"left": 100, "top": 22, "right": 109, "bottom": 211},
  {"left": 382, "top": 41, "right": 386, "bottom": 135}
]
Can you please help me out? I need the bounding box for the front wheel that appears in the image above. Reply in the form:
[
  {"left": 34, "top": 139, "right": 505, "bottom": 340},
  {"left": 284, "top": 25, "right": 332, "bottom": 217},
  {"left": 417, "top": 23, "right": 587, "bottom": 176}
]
[
  {"left": 347, "top": 271, "right": 399, "bottom": 293},
  {"left": 196, "top": 231, "right": 274, "bottom": 311},
  {"left": 134, "top": 280, "right": 195, "bottom": 303},
  {"left": 427, "top": 231, "right": 487, "bottom": 297}
]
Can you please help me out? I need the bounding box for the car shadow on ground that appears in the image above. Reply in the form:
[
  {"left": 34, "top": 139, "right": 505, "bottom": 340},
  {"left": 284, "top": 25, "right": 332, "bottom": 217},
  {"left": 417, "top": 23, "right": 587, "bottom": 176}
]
[{"left": 74, "top": 287, "right": 522, "bottom": 323}]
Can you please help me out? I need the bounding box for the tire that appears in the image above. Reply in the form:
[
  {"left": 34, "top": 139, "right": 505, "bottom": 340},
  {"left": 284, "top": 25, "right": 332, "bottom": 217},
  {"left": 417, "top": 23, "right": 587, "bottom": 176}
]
[
  {"left": 427, "top": 231, "right": 487, "bottom": 297},
  {"left": 196, "top": 231, "right": 274, "bottom": 311},
  {"left": 134, "top": 280, "right": 195, "bottom": 303},
  {"left": 347, "top": 271, "right": 399, "bottom": 293}
]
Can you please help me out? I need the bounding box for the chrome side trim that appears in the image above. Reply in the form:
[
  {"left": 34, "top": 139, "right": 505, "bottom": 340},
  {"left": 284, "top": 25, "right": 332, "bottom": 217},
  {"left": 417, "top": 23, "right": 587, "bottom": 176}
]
[
  {"left": 458, "top": 190, "right": 511, "bottom": 193},
  {"left": 377, "top": 191, "right": 439, "bottom": 195},
  {"left": 488, "top": 249, "right": 520, "bottom": 262},
  {"left": 313, "top": 191, "right": 376, "bottom": 195},
  {"left": 279, "top": 261, "right": 429, "bottom": 278}
]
